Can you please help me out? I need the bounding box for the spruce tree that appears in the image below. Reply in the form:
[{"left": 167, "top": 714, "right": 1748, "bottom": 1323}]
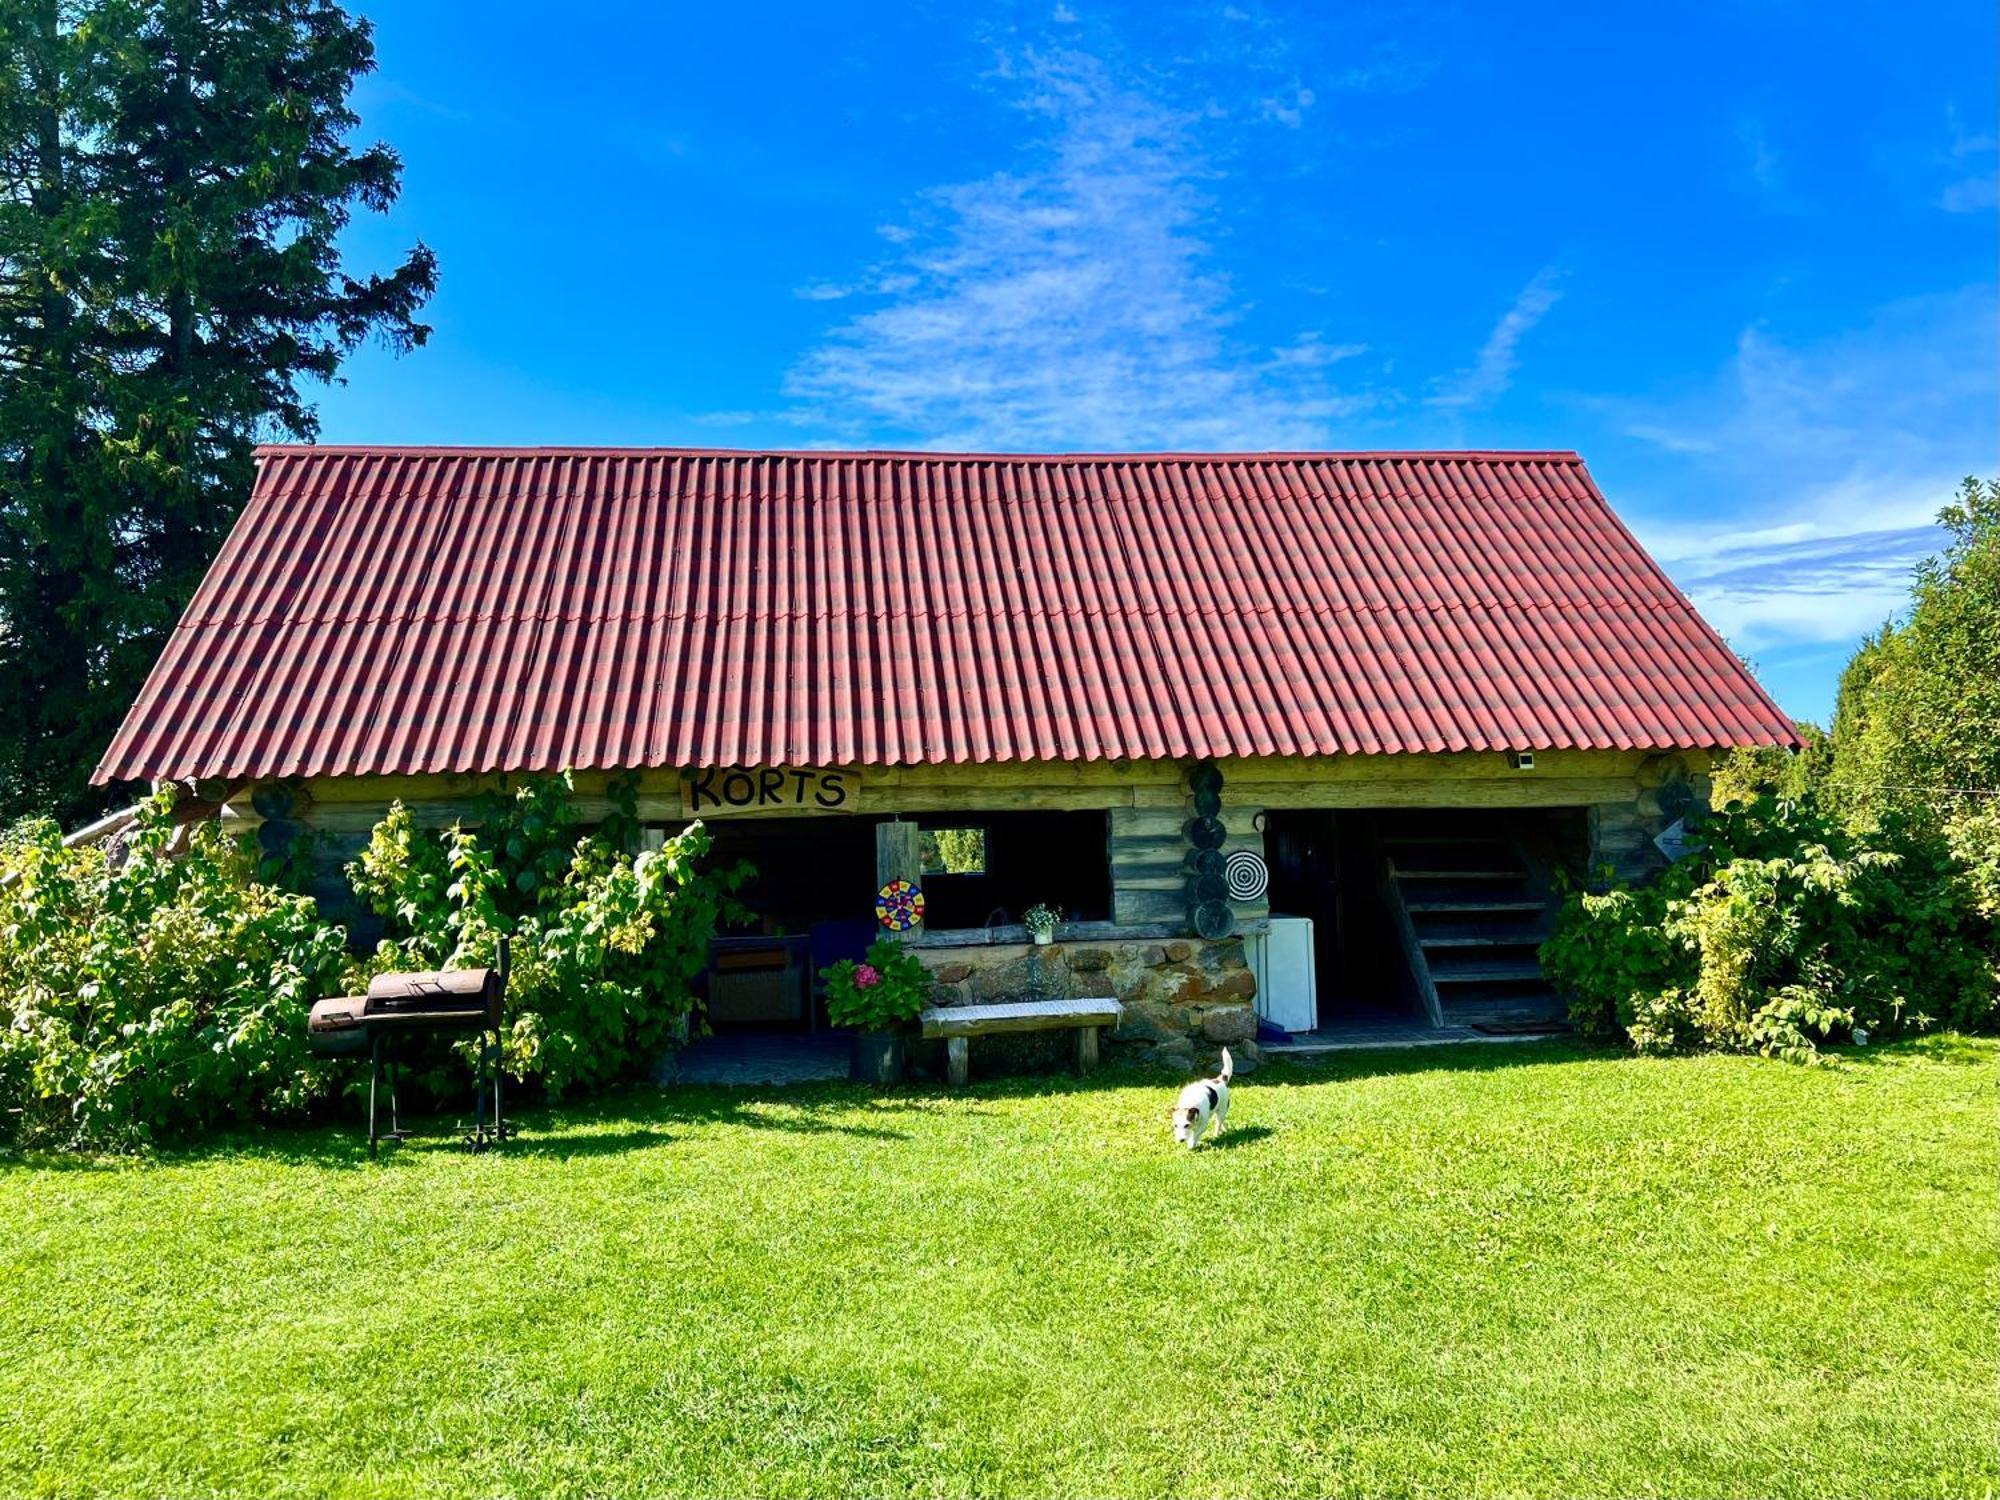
[{"left": 0, "top": 0, "right": 434, "bottom": 823}]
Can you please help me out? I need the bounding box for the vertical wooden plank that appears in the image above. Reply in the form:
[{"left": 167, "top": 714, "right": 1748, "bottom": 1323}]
[
  {"left": 875, "top": 819, "right": 924, "bottom": 939},
  {"left": 946, "top": 1035, "right": 969, "bottom": 1087},
  {"left": 1076, "top": 1024, "right": 1099, "bottom": 1074}
]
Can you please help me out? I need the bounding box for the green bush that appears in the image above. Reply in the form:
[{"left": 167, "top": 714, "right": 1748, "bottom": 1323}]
[
  {"left": 1829, "top": 477, "right": 1999, "bottom": 826},
  {"left": 820, "top": 937, "right": 930, "bottom": 1032},
  {"left": 1542, "top": 794, "right": 1995, "bottom": 1060},
  {"left": 0, "top": 790, "right": 351, "bottom": 1148},
  {"left": 1945, "top": 807, "right": 2000, "bottom": 922},
  {"left": 0, "top": 774, "right": 749, "bottom": 1149},
  {"left": 349, "top": 775, "right": 749, "bottom": 1097},
  {"left": 1539, "top": 878, "right": 1688, "bottom": 1045}
]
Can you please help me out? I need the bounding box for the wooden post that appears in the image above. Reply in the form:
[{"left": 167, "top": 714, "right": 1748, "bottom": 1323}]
[
  {"left": 875, "top": 819, "right": 924, "bottom": 940},
  {"left": 1075, "top": 1024, "right": 1099, "bottom": 1074},
  {"left": 946, "top": 1036, "right": 970, "bottom": 1087}
]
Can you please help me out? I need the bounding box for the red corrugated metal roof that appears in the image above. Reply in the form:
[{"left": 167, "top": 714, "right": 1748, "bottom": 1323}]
[{"left": 93, "top": 446, "right": 1799, "bottom": 783}]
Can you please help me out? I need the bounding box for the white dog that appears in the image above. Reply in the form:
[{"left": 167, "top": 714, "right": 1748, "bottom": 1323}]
[{"left": 1172, "top": 1049, "right": 1232, "bottom": 1149}]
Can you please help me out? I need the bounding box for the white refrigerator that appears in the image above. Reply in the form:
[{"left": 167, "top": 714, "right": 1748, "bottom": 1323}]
[{"left": 1247, "top": 916, "right": 1317, "bottom": 1032}]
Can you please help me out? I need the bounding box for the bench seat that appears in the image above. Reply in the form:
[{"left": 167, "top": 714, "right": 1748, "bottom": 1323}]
[{"left": 919, "top": 997, "right": 1123, "bottom": 1086}]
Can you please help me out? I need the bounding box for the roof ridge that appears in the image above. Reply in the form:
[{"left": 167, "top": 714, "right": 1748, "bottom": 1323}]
[{"left": 252, "top": 443, "right": 1588, "bottom": 464}]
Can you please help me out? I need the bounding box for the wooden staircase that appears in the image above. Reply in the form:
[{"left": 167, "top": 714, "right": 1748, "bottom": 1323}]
[{"left": 1376, "top": 816, "right": 1566, "bottom": 1030}]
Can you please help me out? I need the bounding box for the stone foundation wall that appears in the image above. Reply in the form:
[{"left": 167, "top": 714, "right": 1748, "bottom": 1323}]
[{"left": 917, "top": 936, "right": 1261, "bottom": 1076}]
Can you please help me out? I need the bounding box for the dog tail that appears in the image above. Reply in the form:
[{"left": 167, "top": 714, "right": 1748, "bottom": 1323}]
[{"left": 1218, "top": 1047, "right": 1233, "bottom": 1083}]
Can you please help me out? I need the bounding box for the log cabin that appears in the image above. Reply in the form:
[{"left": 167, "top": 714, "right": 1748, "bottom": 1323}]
[{"left": 94, "top": 446, "right": 1799, "bottom": 1063}]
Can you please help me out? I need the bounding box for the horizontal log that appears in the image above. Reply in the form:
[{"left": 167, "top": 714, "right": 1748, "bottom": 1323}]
[
  {"left": 1112, "top": 888, "right": 1189, "bottom": 927},
  {"left": 1107, "top": 806, "right": 1194, "bottom": 838},
  {"left": 283, "top": 757, "right": 1648, "bottom": 824},
  {"left": 1232, "top": 776, "right": 1639, "bottom": 810},
  {"left": 1216, "top": 750, "right": 1649, "bottom": 783}
]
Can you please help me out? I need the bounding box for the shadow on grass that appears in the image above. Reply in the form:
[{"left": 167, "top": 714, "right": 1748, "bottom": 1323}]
[
  {"left": 0, "top": 1035, "right": 1636, "bottom": 1172},
  {"left": 1200, "top": 1123, "right": 1275, "bottom": 1151}
]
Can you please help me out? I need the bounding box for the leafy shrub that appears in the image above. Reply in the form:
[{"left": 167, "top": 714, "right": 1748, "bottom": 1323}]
[
  {"left": 1542, "top": 794, "right": 1995, "bottom": 1060},
  {"left": 1539, "top": 878, "right": 1692, "bottom": 1048},
  {"left": 349, "top": 775, "right": 748, "bottom": 1096},
  {"left": 1945, "top": 807, "right": 2000, "bottom": 922},
  {"left": 820, "top": 938, "right": 929, "bottom": 1032},
  {"left": 1829, "top": 477, "right": 1999, "bottom": 826},
  {"left": 0, "top": 790, "right": 350, "bottom": 1148}
]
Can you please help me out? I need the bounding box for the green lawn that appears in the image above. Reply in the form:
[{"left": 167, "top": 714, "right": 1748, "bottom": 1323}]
[{"left": 2, "top": 1037, "right": 1994, "bottom": 1499}]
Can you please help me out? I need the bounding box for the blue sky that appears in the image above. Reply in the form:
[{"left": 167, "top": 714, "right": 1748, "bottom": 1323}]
[{"left": 319, "top": 1, "right": 1997, "bottom": 725}]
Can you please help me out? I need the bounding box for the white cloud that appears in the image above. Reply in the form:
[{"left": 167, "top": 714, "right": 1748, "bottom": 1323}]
[
  {"left": 1426, "top": 267, "right": 1564, "bottom": 410},
  {"left": 1612, "top": 287, "right": 1997, "bottom": 655},
  {"left": 1939, "top": 174, "right": 1997, "bottom": 213},
  {"left": 1939, "top": 106, "right": 1998, "bottom": 213},
  {"left": 784, "top": 46, "right": 1371, "bottom": 450},
  {"left": 1738, "top": 116, "right": 1782, "bottom": 195},
  {"left": 1258, "top": 84, "right": 1315, "bottom": 129}
]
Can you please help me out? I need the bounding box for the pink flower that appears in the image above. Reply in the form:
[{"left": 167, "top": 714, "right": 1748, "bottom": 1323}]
[{"left": 853, "top": 963, "right": 882, "bottom": 989}]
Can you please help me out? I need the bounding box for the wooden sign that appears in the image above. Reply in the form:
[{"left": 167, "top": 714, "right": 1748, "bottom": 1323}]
[{"left": 681, "top": 766, "right": 860, "bottom": 817}]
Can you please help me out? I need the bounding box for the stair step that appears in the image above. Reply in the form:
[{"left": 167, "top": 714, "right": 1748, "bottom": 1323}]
[
  {"left": 1445, "top": 998, "right": 1566, "bottom": 1017},
  {"left": 1444, "top": 1009, "right": 1569, "bottom": 1029},
  {"left": 1392, "top": 866, "right": 1522, "bottom": 880},
  {"left": 1429, "top": 959, "right": 1545, "bottom": 983},
  {"left": 1419, "top": 933, "right": 1544, "bottom": 949}
]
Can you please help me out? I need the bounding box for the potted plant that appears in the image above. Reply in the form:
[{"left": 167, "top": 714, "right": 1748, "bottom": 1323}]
[
  {"left": 1023, "top": 903, "right": 1061, "bottom": 946},
  {"left": 821, "top": 936, "right": 930, "bottom": 1083}
]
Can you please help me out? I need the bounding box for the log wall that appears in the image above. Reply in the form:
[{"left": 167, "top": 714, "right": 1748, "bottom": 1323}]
[{"left": 230, "top": 747, "right": 1712, "bottom": 936}]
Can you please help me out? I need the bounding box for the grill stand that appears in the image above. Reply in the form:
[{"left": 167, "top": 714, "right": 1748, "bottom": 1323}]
[
  {"left": 466, "top": 937, "right": 514, "bottom": 1153},
  {"left": 366, "top": 1035, "right": 409, "bottom": 1158},
  {"left": 465, "top": 1028, "right": 513, "bottom": 1153}
]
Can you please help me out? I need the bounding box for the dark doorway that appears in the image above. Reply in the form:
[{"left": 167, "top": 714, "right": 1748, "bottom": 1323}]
[
  {"left": 693, "top": 817, "right": 878, "bottom": 1034},
  {"left": 1262, "top": 810, "right": 1414, "bottom": 1027},
  {"left": 1263, "top": 807, "right": 1590, "bottom": 1031}
]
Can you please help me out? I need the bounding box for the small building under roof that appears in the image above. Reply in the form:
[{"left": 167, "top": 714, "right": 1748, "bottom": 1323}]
[{"left": 97, "top": 446, "right": 1797, "bottom": 1057}]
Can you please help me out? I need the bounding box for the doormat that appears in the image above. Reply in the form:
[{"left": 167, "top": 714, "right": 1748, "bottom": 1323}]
[{"left": 1469, "top": 1020, "right": 1574, "bottom": 1036}]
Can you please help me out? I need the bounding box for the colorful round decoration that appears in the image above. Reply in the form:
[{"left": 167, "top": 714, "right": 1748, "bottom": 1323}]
[
  {"left": 875, "top": 878, "right": 925, "bottom": 931},
  {"left": 1225, "top": 848, "right": 1270, "bottom": 902}
]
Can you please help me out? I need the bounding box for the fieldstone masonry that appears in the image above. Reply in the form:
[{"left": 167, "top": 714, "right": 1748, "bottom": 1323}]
[{"left": 917, "top": 936, "right": 1261, "bottom": 1076}]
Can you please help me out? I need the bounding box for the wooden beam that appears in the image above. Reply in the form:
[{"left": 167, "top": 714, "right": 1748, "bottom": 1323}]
[
  {"left": 1234, "top": 776, "right": 1638, "bottom": 810},
  {"left": 876, "top": 820, "right": 923, "bottom": 940},
  {"left": 295, "top": 749, "right": 1651, "bottom": 805}
]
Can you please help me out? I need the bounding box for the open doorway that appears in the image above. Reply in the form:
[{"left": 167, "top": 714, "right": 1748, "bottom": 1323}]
[
  {"left": 1262, "top": 807, "right": 1588, "bottom": 1031},
  {"left": 693, "top": 817, "right": 877, "bottom": 1032},
  {"left": 1263, "top": 810, "right": 1415, "bottom": 1028}
]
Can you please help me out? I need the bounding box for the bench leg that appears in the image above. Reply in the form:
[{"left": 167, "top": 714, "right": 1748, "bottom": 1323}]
[
  {"left": 946, "top": 1036, "right": 970, "bottom": 1088},
  {"left": 1075, "top": 1024, "right": 1099, "bottom": 1074}
]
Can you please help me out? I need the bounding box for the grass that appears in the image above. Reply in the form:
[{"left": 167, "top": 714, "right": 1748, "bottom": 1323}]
[{"left": 1, "top": 1036, "right": 1994, "bottom": 1500}]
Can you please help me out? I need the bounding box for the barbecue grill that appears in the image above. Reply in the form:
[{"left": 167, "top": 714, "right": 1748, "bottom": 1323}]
[{"left": 309, "top": 937, "right": 514, "bottom": 1155}]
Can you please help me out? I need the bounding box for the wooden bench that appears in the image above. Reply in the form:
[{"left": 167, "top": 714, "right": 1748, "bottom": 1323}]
[{"left": 919, "top": 997, "right": 1124, "bottom": 1087}]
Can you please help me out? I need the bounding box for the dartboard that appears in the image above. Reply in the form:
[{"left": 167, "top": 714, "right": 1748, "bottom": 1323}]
[
  {"left": 875, "top": 878, "right": 925, "bottom": 931},
  {"left": 1224, "top": 849, "right": 1269, "bottom": 901}
]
